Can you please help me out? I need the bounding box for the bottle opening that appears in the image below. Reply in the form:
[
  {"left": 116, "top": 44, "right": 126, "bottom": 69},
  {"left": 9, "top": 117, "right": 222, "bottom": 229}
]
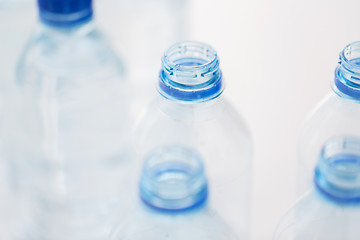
[
  {"left": 315, "top": 136, "right": 360, "bottom": 203},
  {"left": 159, "top": 41, "right": 223, "bottom": 102},
  {"left": 139, "top": 146, "right": 208, "bottom": 211},
  {"left": 333, "top": 41, "right": 360, "bottom": 100}
]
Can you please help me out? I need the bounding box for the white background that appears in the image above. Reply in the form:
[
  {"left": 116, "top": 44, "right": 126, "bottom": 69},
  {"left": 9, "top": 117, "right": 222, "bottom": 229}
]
[{"left": 1, "top": 0, "right": 360, "bottom": 239}]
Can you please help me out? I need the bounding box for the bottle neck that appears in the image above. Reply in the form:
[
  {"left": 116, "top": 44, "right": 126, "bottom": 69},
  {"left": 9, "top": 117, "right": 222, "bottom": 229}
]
[
  {"left": 158, "top": 41, "right": 224, "bottom": 103},
  {"left": 39, "top": 18, "right": 95, "bottom": 36},
  {"left": 38, "top": 0, "right": 93, "bottom": 28},
  {"left": 139, "top": 146, "right": 208, "bottom": 211},
  {"left": 314, "top": 136, "right": 360, "bottom": 204},
  {"left": 157, "top": 94, "right": 226, "bottom": 122},
  {"left": 333, "top": 42, "right": 360, "bottom": 101}
]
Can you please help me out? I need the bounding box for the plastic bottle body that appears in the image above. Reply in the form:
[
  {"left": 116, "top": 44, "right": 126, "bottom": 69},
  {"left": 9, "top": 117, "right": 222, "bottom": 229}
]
[
  {"left": 135, "top": 95, "right": 252, "bottom": 238},
  {"left": 111, "top": 201, "right": 240, "bottom": 240},
  {"left": 96, "top": 0, "right": 187, "bottom": 120},
  {"left": 11, "top": 20, "right": 131, "bottom": 239},
  {"left": 111, "top": 145, "right": 240, "bottom": 240},
  {"left": 276, "top": 136, "right": 360, "bottom": 240},
  {"left": 274, "top": 190, "right": 360, "bottom": 240},
  {"left": 298, "top": 92, "right": 360, "bottom": 194},
  {"left": 298, "top": 42, "right": 360, "bottom": 196},
  {"left": 133, "top": 41, "right": 252, "bottom": 237}
]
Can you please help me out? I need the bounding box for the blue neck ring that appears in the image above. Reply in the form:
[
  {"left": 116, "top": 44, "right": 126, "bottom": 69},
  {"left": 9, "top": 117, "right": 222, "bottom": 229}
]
[{"left": 158, "top": 41, "right": 224, "bottom": 102}]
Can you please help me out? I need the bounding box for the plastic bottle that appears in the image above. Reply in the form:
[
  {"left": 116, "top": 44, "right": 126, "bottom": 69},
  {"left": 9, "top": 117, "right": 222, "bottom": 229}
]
[
  {"left": 134, "top": 41, "right": 252, "bottom": 238},
  {"left": 274, "top": 136, "right": 360, "bottom": 240},
  {"left": 111, "top": 146, "right": 240, "bottom": 240},
  {"left": 10, "top": 0, "right": 131, "bottom": 239},
  {"left": 298, "top": 41, "right": 360, "bottom": 195},
  {"left": 0, "top": 2, "right": 35, "bottom": 239}
]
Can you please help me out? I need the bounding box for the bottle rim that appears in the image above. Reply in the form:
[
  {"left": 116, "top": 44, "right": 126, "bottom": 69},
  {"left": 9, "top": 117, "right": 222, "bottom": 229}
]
[
  {"left": 314, "top": 136, "right": 360, "bottom": 204},
  {"left": 333, "top": 41, "right": 360, "bottom": 100},
  {"left": 139, "top": 146, "right": 208, "bottom": 211},
  {"left": 158, "top": 41, "right": 224, "bottom": 102}
]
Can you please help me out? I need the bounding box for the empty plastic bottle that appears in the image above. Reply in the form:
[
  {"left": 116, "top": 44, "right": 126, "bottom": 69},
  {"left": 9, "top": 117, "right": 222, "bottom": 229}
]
[
  {"left": 298, "top": 41, "right": 360, "bottom": 195},
  {"left": 0, "top": 2, "right": 35, "bottom": 239},
  {"left": 274, "top": 136, "right": 360, "bottom": 240},
  {"left": 134, "top": 41, "right": 252, "bottom": 238},
  {"left": 10, "top": 0, "right": 131, "bottom": 239},
  {"left": 111, "top": 146, "right": 240, "bottom": 240}
]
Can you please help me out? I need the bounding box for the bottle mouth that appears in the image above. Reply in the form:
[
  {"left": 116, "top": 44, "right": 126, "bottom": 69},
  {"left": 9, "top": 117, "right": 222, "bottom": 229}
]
[
  {"left": 315, "top": 136, "right": 360, "bottom": 203},
  {"left": 158, "top": 41, "right": 223, "bottom": 102},
  {"left": 333, "top": 41, "right": 360, "bottom": 100},
  {"left": 139, "top": 146, "right": 208, "bottom": 211}
]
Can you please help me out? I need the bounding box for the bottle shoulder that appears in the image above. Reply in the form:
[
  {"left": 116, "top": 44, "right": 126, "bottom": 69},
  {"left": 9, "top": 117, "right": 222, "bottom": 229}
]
[
  {"left": 274, "top": 190, "right": 360, "bottom": 240},
  {"left": 17, "top": 22, "right": 124, "bottom": 81},
  {"left": 299, "top": 92, "right": 360, "bottom": 144},
  {"left": 136, "top": 96, "right": 251, "bottom": 139},
  {"left": 303, "top": 92, "right": 360, "bottom": 125},
  {"left": 112, "top": 203, "right": 240, "bottom": 240}
]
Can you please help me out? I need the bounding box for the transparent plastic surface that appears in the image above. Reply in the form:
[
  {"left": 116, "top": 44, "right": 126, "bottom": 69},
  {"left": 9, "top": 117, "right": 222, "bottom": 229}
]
[
  {"left": 275, "top": 136, "right": 360, "bottom": 240},
  {"left": 111, "top": 202, "right": 240, "bottom": 240},
  {"left": 273, "top": 190, "right": 360, "bottom": 240},
  {"left": 111, "top": 145, "right": 239, "bottom": 240},
  {"left": 298, "top": 41, "right": 360, "bottom": 196},
  {"left": 134, "top": 42, "right": 252, "bottom": 238},
  {"left": 9, "top": 19, "right": 131, "bottom": 239},
  {"left": 96, "top": 0, "right": 187, "bottom": 119},
  {"left": 0, "top": 3, "right": 34, "bottom": 239}
]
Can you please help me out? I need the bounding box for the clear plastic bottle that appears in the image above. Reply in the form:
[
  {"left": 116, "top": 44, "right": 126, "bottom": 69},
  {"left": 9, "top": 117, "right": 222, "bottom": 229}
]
[
  {"left": 274, "top": 136, "right": 360, "bottom": 240},
  {"left": 10, "top": 0, "right": 131, "bottom": 239},
  {"left": 298, "top": 41, "right": 360, "bottom": 195},
  {"left": 134, "top": 41, "right": 252, "bottom": 238},
  {"left": 0, "top": 2, "right": 35, "bottom": 239},
  {"left": 111, "top": 146, "right": 240, "bottom": 240}
]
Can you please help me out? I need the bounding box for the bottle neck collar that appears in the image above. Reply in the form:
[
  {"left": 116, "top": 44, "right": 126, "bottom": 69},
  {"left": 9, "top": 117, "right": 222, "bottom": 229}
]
[
  {"left": 333, "top": 42, "right": 360, "bottom": 101},
  {"left": 38, "top": 0, "right": 93, "bottom": 27},
  {"left": 158, "top": 41, "right": 224, "bottom": 103},
  {"left": 139, "top": 146, "right": 208, "bottom": 211},
  {"left": 314, "top": 136, "right": 360, "bottom": 204}
]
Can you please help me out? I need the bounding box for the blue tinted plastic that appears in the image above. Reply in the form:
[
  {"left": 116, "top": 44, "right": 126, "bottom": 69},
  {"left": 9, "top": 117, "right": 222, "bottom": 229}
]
[
  {"left": 111, "top": 148, "right": 240, "bottom": 240},
  {"left": 333, "top": 42, "right": 360, "bottom": 100},
  {"left": 139, "top": 146, "right": 208, "bottom": 211},
  {"left": 38, "top": 0, "right": 92, "bottom": 26},
  {"left": 13, "top": 11, "right": 130, "bottom": 239},
  {"left": 159, "top": 41, "right": 223, "bottom": 102},
  {"left": 298, "top": 42, "right": 360, "bottom": 198},
  {"left": 135, "top": 41, "right": 252, "bottom": 238},
  {"left": 314, "top": 136, "right": 360, "bottom": 203},
  {"left": 275, "top": 136, "right": 360, "bottom": 240}
]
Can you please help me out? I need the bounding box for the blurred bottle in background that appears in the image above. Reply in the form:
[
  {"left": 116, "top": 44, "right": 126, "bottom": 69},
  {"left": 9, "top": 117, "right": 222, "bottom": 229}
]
[
  {"left": 111, "top": 146, "right": 240, "bottom": 240},
  {"left": 6, "top": 0, "right": 132, "bottom": 239},
  {"left": 134, "top": 41, "right": 252, "bottom": 238},
  {"left": 298, "top": 41, "right": 360, "bottom": 196},
  {"left": 0, "top": 1, "right": 34, "bottom": 239},
  {"left": 96, "top": 0, "right": 188, "bottom": 119},
  {"left": 274, "top": 136, "right": 360, "bottom": 240},
  {"left": 0, "top": 0, "right": 34, "bottom": 85}
]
